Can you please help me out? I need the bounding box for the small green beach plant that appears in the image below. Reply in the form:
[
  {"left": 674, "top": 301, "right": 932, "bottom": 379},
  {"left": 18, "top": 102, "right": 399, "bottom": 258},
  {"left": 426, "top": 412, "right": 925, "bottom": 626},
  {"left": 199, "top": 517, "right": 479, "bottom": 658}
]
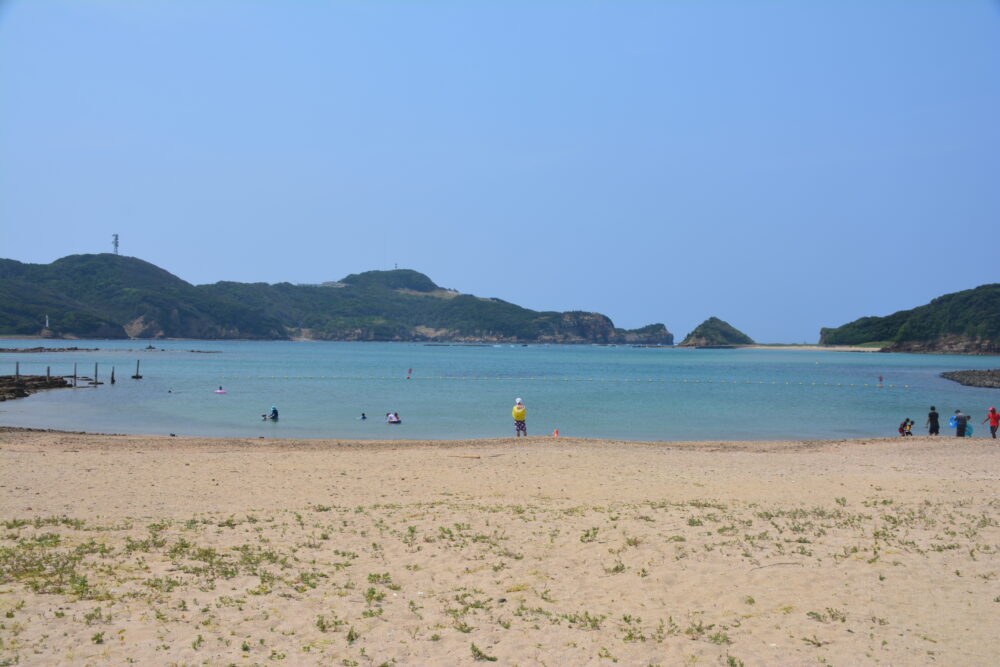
[{"left": 470, "top": 643, "right": 498, "bottom": 661}]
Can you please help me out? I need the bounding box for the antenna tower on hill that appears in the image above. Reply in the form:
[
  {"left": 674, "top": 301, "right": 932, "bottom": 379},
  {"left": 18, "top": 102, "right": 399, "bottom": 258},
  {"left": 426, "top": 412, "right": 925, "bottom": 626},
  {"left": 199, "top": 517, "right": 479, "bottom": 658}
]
[{"left": 112, "top": 234, "right": 119, "bottom": 255}]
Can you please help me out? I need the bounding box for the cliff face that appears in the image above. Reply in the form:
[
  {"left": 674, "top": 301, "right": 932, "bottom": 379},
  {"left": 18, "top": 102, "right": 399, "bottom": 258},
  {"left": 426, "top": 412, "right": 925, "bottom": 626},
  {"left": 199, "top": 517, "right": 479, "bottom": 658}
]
[
  {"left": 884, "top": 336, "right": 1000, "bottom": 355},
  {"left": 613, "top": 323, "right": 674, "bottom": 345},
  {"left": 535, "top": 312, "right": 618, "bottom": 344},
  {"left": 821, "top": 284, "right": 1000, "bottom": 355},
  {"left": 287, "top": 313, "right": 673, "bottom": 344},
  {"left": 1, "top": 255, "right": 673, "bottom": 344}
]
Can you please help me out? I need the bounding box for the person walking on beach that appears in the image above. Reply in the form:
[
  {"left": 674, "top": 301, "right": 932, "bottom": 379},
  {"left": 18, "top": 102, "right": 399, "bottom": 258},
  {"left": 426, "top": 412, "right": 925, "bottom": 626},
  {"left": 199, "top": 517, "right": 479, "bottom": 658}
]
[
  {"left": 954, "top": 409, "right": 969, "bottom": 437},
  {"left": 983, "top": 407, "right": 999, "bottom": 439},
  {"left": 512, "top": 397, "right": 527, "bottom": 437},
  {"left": 926, "top": 406, "right": 939, "bottom": 435}
]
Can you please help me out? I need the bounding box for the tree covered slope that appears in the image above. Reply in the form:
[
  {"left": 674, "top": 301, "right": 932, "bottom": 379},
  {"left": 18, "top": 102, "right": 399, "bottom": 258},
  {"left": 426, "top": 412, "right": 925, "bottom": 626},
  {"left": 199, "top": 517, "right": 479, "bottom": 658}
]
[{"left": 819, "top": 284, "right": 1000, "bottom": 354}]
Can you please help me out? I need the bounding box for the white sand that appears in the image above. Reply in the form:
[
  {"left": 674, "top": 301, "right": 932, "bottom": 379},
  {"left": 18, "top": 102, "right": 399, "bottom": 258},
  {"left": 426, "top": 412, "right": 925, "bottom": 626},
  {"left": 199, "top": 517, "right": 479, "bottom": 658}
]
[{"left": 1, "top": 430, "right": 997, "bottom": 665}]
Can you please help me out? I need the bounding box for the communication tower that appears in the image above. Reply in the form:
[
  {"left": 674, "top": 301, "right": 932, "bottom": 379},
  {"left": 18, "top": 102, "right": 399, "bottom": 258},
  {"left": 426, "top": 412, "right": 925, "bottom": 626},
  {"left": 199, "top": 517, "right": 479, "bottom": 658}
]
[{"left": 112, "top": 234, "right": 119, "bottom": 255}]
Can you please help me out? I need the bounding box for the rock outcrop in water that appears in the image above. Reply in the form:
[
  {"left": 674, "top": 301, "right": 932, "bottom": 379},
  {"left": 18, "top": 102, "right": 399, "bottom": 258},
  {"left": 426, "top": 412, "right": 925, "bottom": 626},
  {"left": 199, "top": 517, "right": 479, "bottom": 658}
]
[
  {"left": 0, "top": 254, "right": 674, "bottom": 344},
  {"left": 940, "top": 369, "right": 1000, "bottom": 389},
  {"left": 0, "top": 375, "right": 71, "bottom": 402}
]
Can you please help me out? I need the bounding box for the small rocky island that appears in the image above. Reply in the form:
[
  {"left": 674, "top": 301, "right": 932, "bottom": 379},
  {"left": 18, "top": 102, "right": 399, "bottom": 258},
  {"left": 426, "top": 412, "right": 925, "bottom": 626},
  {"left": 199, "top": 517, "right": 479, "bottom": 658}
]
[
  {"left": 678, "top": 317, "right": 754, "bottom": 348},
  {"left": 940, "top": 369, "right": 1000, "bottom": 389}
]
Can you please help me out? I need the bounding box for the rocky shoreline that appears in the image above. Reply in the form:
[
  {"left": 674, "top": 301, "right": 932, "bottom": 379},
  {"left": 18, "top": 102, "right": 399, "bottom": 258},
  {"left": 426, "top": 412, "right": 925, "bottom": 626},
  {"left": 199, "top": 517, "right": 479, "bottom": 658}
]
[
  {"left": 940, "top": 369, "right": 1000, "bottom": 389},
  {"left": 886, "top": 337, "right": 999, "bottom": 355},
  {"left": 0, "top": 374, "right": 72, "bottom": 402},
  {"left": 0, "top": 346, "right": 100, "bottom": 353}
]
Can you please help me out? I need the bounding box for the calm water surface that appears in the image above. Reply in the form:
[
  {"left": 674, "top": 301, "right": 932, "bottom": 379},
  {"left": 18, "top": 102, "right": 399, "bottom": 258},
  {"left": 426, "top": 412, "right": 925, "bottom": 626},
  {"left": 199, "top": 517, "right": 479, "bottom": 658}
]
[{"left": 1, "top": 340, "right": 997, "bottom": 441}]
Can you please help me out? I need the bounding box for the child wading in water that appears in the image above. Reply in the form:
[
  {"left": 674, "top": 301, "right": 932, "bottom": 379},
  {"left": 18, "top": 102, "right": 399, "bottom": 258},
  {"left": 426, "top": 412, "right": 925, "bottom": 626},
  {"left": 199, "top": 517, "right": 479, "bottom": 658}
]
[{"left": 512, "top": 398, "right": 527, "bottom": 437}]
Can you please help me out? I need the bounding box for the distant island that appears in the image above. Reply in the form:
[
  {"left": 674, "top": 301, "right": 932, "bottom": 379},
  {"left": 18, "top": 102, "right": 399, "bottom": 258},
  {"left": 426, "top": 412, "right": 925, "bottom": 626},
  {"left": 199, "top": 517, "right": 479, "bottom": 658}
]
[
  {"left": 0, "top": 254, "right": 674, "bottom": 344},
  {"left": 820, "top": 283, "right": 1000, "bottom": 355},
  {"left": 678, "top": 317, "right": 754, "bottom": 348}
]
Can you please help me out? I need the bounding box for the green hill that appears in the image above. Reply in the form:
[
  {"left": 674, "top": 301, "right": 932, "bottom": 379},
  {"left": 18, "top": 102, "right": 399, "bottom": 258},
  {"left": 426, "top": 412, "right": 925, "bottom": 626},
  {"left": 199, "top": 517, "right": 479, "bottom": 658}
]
[
  {"left": 340, "top": 269, "right": 439, "bottom": 292},
  {"left": 0, "top": 279, "right": 123, "bottom": 338},
  {"left": 0, "top": 255, "right": 297, "bottom": 340},
  {"left": 678, "top": 317, "right": 754, "bottom": 347},
  {"left": 199, "top": 272, "right": 673, "bottom": 343},
  {"left": 819, "top": 284, "right": 1000, "bottom": 354},
  {"left": 0, "top": 255, "right": 674, "bottom": 344}
]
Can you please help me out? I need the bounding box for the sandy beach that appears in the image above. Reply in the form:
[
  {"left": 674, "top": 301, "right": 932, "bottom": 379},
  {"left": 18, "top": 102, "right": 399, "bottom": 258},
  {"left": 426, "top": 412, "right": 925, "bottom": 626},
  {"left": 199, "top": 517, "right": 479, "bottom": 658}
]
[{"left": 1, "top": 430, "right": 997, "bottom": 666}]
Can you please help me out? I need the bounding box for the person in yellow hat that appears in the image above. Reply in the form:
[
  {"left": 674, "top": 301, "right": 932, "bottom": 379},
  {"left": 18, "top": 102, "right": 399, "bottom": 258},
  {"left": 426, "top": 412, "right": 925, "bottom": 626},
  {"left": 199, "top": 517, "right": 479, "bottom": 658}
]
[{"left": 512, "top": 398, "right": 527, "bottom": 437}]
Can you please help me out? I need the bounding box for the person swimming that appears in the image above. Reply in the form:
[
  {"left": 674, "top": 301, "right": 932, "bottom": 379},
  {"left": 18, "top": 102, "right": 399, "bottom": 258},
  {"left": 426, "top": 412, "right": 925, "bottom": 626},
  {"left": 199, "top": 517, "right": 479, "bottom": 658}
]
[{"left": 269, "top": 405, "right": 279, "bottom": 421}]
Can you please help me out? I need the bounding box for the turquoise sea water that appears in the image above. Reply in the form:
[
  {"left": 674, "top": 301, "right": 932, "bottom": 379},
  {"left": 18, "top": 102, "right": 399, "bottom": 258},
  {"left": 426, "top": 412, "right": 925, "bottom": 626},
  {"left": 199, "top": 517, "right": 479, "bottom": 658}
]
[{"left": 1, "top": 339, "right": 998, "bottom": 441}]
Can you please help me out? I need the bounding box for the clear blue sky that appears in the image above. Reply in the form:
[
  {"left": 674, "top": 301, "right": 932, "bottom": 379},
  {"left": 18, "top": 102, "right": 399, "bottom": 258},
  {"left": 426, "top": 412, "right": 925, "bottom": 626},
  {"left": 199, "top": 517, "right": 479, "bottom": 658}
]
[{"left": 2, "top": 1, "right": 998, "bottom": 342}]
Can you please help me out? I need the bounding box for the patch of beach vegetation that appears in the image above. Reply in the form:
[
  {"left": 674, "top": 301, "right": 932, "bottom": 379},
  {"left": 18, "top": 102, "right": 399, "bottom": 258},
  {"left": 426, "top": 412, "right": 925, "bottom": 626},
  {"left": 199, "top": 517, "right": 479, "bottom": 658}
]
[{"left": 1, "top": 494, "right": 997, "bottom": 664}]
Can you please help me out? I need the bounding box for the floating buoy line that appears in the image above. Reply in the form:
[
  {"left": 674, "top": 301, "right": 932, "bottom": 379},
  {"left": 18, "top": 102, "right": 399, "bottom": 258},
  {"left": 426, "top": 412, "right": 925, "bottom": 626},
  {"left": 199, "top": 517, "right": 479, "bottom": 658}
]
[{"left": 216, "top": 375, "right": 908, "bottom": 389}]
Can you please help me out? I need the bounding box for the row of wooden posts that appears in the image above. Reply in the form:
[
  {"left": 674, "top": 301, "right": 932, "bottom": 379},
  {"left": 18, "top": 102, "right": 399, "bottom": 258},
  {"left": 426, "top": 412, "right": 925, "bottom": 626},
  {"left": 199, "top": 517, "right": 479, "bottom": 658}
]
[{"left": 12, "top": 360, "right": 144, "bottom": 386}]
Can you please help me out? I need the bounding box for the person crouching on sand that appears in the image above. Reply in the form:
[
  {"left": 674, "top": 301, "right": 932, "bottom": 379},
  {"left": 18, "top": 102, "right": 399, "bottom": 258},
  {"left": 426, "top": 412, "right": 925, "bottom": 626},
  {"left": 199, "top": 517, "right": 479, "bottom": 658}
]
[{"left": 512, "top": 398, "right": 527, "bottom": 437}]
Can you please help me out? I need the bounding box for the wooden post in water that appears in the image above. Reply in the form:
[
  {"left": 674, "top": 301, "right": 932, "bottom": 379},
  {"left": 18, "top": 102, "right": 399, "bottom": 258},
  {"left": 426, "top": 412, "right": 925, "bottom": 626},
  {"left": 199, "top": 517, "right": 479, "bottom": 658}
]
[
  {"left": 15, "top": 362, "right": 19, "bottom": 380},
  {"left": 94, "top": 363, "right": 98, "bottom": 385},
  {"left": 73, "top": 363, "right": 77, "bottom": 387},
  {"left": 47, "top": 366, "right": 51, "bottom": 381},
  {"left": 132, "top": 359, "right": 142, "bottom": 379},
  {"left": 110, "top": 367, "right": 115, "bottom": 384}
]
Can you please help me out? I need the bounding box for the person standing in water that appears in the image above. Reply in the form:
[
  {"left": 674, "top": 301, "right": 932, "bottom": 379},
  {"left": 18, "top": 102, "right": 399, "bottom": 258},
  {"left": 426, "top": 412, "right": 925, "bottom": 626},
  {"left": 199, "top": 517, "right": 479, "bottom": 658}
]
[
  {"left": 926, "top": 406, "right": 939, "bottom": 435},
  {"left": 983, "top": 407, "right": 999, "bottom": 439},
  {"left": 512, "top": 398, "right": 527, "bottom": 437},
  {"left": 954, "top": 409, "right": 968, "bottom": 437}
]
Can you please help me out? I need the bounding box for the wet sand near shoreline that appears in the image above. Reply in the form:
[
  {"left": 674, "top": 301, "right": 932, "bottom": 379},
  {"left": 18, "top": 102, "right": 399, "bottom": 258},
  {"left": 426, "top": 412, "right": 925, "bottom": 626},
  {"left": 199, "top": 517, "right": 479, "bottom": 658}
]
[{"left": 1, "top": 431, "right": 997, "bottom": 665}]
